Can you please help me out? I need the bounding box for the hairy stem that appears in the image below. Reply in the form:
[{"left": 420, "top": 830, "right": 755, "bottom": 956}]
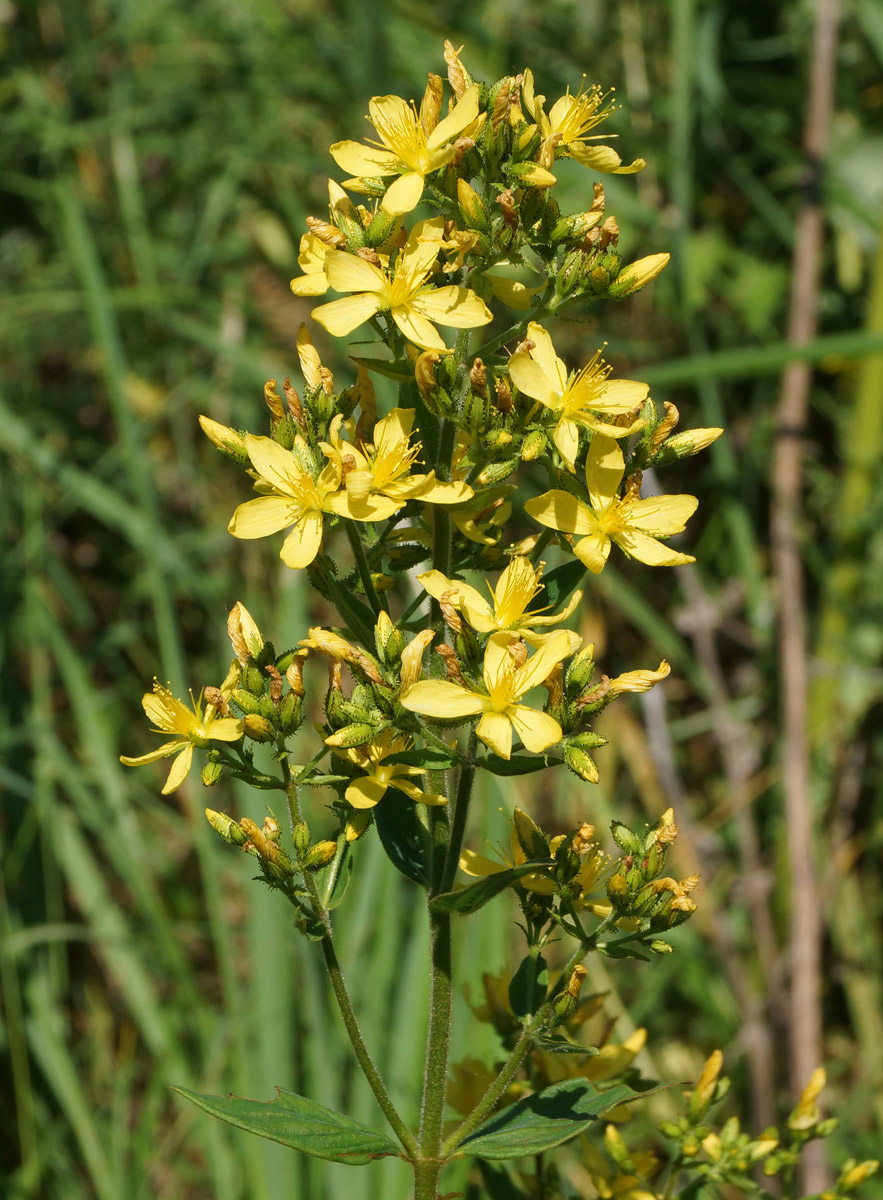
[{"left": 344, "top": 519, "right": 386, "bottom": 616}]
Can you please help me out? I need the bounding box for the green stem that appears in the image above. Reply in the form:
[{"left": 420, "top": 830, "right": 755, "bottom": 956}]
[
  {"left": 282, "top": 767, "right": 416, "bottom": 1156},
  {"left": 344, "top": 519, "right": 387, "bottom": 616},
  {"left": 440, "top": 728, "right": 478, "bottom": 894}
]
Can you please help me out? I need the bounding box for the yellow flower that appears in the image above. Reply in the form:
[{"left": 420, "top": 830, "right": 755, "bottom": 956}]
[
  {"left": 120, "top": 676, "right": 243, "bottom": 794},
  {"left": 525, "top": 436, "right": 698, "bottom": 573},
  {"left": 289, "top": 232, "right": 332, "bottom": 297},
  {"left": 401, "top": 630, "right": 574, "bottom": 760},
  {"left": 521, "top": 69, "right": 645, "bottom": 177},
  {"left": 337, "top": 729, "right": 447, "bottom": 809},
  {"left": 227, "top": 434, "right": 397, "bottom": 569},
  {"left": 509, "top": 323, "right": 648, "bottom": 470},
  {"left": 417, "top": 556, "right": 582, "bottom": 643},
  {"left": 330, "top": 84, "right": 484, "bottom": 214},
  {"left": 311, "top": 218, "right": 492, "bottom": 352},
  {"left": 321, "top": 408, "right": 472, "bottom": 518},
  {"left": 460, "top": 821, "right": 609, "bottom": 900}
]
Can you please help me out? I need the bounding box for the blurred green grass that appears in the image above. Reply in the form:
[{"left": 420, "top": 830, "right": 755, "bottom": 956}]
[{"left": 3, "top": 1, "right": 883, "bottom": 1196}]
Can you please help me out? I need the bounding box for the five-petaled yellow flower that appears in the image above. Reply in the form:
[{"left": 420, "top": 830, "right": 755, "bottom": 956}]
[
  {"left": 418, "top": 556, "right": 582, "bottom": 644},
  {"left": 311, "top": 218, "right": 492, "bottom": 351},
  {"left": 227, "top": 434, "right": 396, "bottom": 569},
  {"left": 330, "top": 85, "right": 484, "bottom": 214},
  {"left": 120, "top": 676, "right": 243, "bottom": 794},
  {"left": 525, "top": 435, "right": 698, "bottom": 573},
  {"left": 321, "top": 408, "right": 472, "bottom": 519},
  {"left": 401, "top": 630, "right": 574, "bottom": 760},
  {"left": 336, "top": 729, "right": 447, "bottom": 809},
  {"left": 509, "top": 323, "right": 648, "bottom": 471},
  {"left": 521, "top": 70, "right": 645, "bottom": 177}
]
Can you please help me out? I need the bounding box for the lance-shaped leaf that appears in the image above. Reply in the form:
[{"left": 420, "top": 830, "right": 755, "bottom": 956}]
[
  {"left": 384, "top": 747, "right": 461, "bottom": 769},
  {"left": 172, "top": 1087, "right": 402, "bottom": 1164},
  {"left": 429, "top": 860, "right": 554, "bottom": 914},
  {"left": 453, "top": 1079, "right": 667, "bottom": 1160},
  {"left": 476, "top": 754, "right": 564, "bottom": 776},
  {"left": 534, "top": 558, "right": 586, "bottom": 612},
  {"left": 374, "top": 786, "right": 432, "bottom": 886}
]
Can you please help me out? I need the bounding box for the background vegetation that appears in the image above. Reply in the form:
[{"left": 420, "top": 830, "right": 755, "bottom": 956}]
[{"left": 2, "top": 0, "right": 883, "bottom": 1197}]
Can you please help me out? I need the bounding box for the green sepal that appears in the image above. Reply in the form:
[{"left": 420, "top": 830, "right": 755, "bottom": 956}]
[
  {"left": 171, "top": 1086, "right": 401, "bottom": 1164},
  {"left": 453, "top": 1080, "right": 668, "bottom": 1161},
  {"left": 429, "top": 861, "right": 554, "bottom": 915},
  {"left": 477, "top": 754, "right": 564, "bottom": 776}
]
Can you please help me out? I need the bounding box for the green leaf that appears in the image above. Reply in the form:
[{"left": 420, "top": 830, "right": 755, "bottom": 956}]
[
  {"left": 598, "top": 940, "right": 651, "bottom": 961},
  {"left": 476, "top": 754, "right": 563, "bottom": 776},
  {"left": 454, "top": 1080, "right": 648, "bottom": 1161},
  {"left": 508, "top": 952, "right": 548, "bottom": 1019},
  {"left": 535, "top": 559, "right": 586, "bottom": 611},
  {"left": 476, "top": 1161, "right": 532, "bottom": 1200},
  {"left": 171, "top": 1087, "right": 401, "bottom": 1164},
  {"left": 323, "top": 573, "right": 377, "bottom": 646},
  {"left": 374, "top": 788, "right": 432, "bottom": 887},
  {"left": 531, "top": 1034, "right": 600, "bottom": 1057},
  {"left": 385, "top": 747, "right": 461, "bottom": 769},
  {"left": 350, "top": 355, "right": 417, "bottom": 382},
  {"left": 429, "top": 861, "right": 554, "bottom": 915}
]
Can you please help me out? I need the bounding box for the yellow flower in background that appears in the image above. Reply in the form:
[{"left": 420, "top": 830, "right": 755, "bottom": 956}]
[
  {"left": 418, "top": 555, "right": 582, "bottom": 642},
  {"left": 402, "top": 630, "right": 574, "bottom": 759},
  {"left": 311, "top": 218, "right": 492, "bottom": 351},
  {"left": 521, "top": 69, "right": 645, "bottom": 176},
  {"left": 120, "top": 675, "right": 243, "bottom": 794},
  {"left": 525, "top": 435, "right": 698, "bottom": 573},
  {"left": 509, "top": 323, "right": 648, "bottom": 471},
  {"left": 336, "top": 729, "right": 447, "bottom": 809},
  {"left": 227, "top": 434, "right": 396, "bottom": 569},
  {"left": 321, "top": 408, "right": 472, "bottom": 518},
  {"left": 330, "top": 84, "right": 484, "bottom": 214}
]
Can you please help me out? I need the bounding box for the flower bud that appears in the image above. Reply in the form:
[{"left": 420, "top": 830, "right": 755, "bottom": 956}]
[
  {"left": 228, "top": 602, "right": 264, "bottom": 666},
  {"left": 550, "top": 209, "right": 605, "bottom": 243},
  {"left": 650, "top": 939, "right": 673, "bottom": 954},
  {"left": 323, "top": 722, "right": 378, "bottom": 748},
  {"left": 520, "top": 429, "right": 547, "bottom": 461},
  {"left": 199, "top": 416, "right": 249, "bottom": 463},
  {"left": 457, "top": 179, "right": 489, "bottom": 231},
  {"left": 477, "top": 457, "right": 519, "bottom": 486},
  {"left": 365, "top": 208, "right": 399, "bottom": 247},
  {"left": 564, "top": 743, "right": 599, "bottom": 783},
  {"left": 840, "top": 1162, "right": 880, "bottom": 1190},
  {"left": 608, "top": 253, "right": 670, "bottom": 298},
  {"left": 291, "top": 821, "right": 311, "bottom": 856},
  {"left": 507, "top": 161, "right": 556, "bottom": 188},
  {"left": 688, "top": 1050, "right": 724, "bottom": 1121},
  {"left": 653, "top": 427, "right": 724, "bottom": 466},
  {"left": 345, "top": 810, "right": 373, "bottom": 843},
  {"left": 242, "top": 714, "right": 275, "bottom": 742},
  {"left": 230, "top": 688, "right": 261, "bottom": 715},
  {"left": 278, "top": 691, "right": 304, "bottom": 734},
  {"left": 201, "top": 759, "right": 224, "bottom": 787},
  {"left": 303, "top": 840, "right": 337, "bottom": 869},
  {"left": 205, "top": 808, "right": 248, "bottom": 845},
  {"left": 610, "top": 821, "right": 642, "bottom": 855},
  {"left": 513, "top": 807, "right": 549, "bottom": 860},
  {"left": 555, "top": 249, "right": 585, "bottom": 298}
]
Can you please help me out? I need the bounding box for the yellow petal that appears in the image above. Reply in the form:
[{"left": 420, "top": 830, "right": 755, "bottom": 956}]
[
  {"left": 513, "top": 630, "right": 575, "bottom": 694},
  {"left": 411, "top": 286, "right": 493, "bottom": 329},
  {"left": 329, "top": 139, "right": 400, "bottom": 177},
  {"left": 346, "top": 776, "right": 387, "bottom": 809},
  {"left": 476, "top": 711, "right": 513, "bottom": 759},
  {"left": 586, "top": 435, "right": 624, "bottom": 511},
  {"left": 228, "top": 496, "right": 298, "bottom": 539},
  {"left": 484, "top": 273, "right": 544, "bottom": 310},
  {"left": 614, "top": 529, "right": 695, "bottom": 567},
  {"left": 459, "top": 848, "right": 507, "bottom": 877},
  {"left": 573, "top": 532, "right": 612, "bottom": 574},
  {"left": 312, "top": 293, "right": 384, "bottom": 337},
  {"left": 553, "top": 418, "right": 580, "bottom": 471},
  {"left": 509, "top": 353, "right": 559, "bottom": 407},
  {"left": 428, "top": 83, "right": 480, "bottom": 147},
  {"left": 205, "top": 717, "right": 245, "bottom": 742},
  {"left": 368, "top": 93, "right": 419, "bottom": 152},
  {"left": 401, "top": 680, "right": 485, "bottom": 720},
  {"left": 568, "top": 143, "right": 646, "bottom": 174},
  {"left": 525, "top": 323, "right": 567, "bottom": 390},
  {"left": 391, "top": 307, "right": 449, "bottom": 352},
  {"left": 245, "top": 434, "right": 300, "bottom": 493},
  {"left": 509, "top": 706, "right": 562, "bottom": 754},
  {"left": 525, "top": 490, "right": 598, "bottom": 537},
  {"left": 608, "top": 661, "right": 671, "bottom": 695},
  {"left": 627, "top": 494, "right": 698, "bottom": 536},
  {"left": 324, "top": 491, "right": 403, "bottom": 521},
  {"left": 280, "top": 513, "right": 324, "bottom": 568},
  {"left": 120, "top": 739, "right": 186, "bottom": 766},
  {"left": 398, "top": 216, "right": 446, "bottom": 279},
  {"left": 381, "top": 170, "right": 426, "bottom": 215},
  {"left": 324, "top": 250, "right": 386, "bottom": 294},
  {"left": 289, "top": 272, "right": 329, "bottom": 297},
  {"left": 390, "top": 777, "right": 447, "bottom": 806},
  {"left": 162, "top": 744, "right": 193, "bottom": 794}
]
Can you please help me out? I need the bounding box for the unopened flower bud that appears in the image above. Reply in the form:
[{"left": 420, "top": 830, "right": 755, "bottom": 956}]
[
  {"left": 513, "top": 807, "right": 549, "bottom": 860},
  {"left": 205, "top": 808, "right": 248, "bottom": 845},
  {"left": 303, "top": 840, "right": 337, "bottom": 869},
  {"left": 689, "top": 1050, "right": 724, "bottom": 1121},
  {"left": 550, "top": 209, "right": 605, "bottom": 243},
  {"left": 242, "top": 714, "right": 275, "bottom": 742},
  {"left": 564, "top": 743, "right": 599, "bottom": 783},
  {"left": 199, "top": 416, "right": 249, "bottom": 463},
  {"left": 610, "top": 821, "right": 643, "bottom": 855},
  {"left": 477, "top": 457, "right": 519, "bottom": 486},
  {"left": 345, "top": 809, "right": 373, "bottom": 843},
  {"left": 608, "top": 253, "right": 670, "bottom": 298},
  {"left": 520, "top": 429, "right": 547, "bottom": 461},
  {"left": 202, "top": 759, "right": 224, "bottom": 787},
  {"left": 457, "top": 179, "right": 488, "bottom": 230},
  {"left": 841, "top": 1162, "right": 880, "bottom": 1190},
  {"left": 653, "top": 427, "right": 724, "bottom": 466},
  {"left": 230, "top": 688, "right": 261, "bottom": 715},
  {"left": 650, "top": 939, "right": 673, "bottom": 954},
  {"left": 323, "top": 722, "right": 378, "bottom": 748}
]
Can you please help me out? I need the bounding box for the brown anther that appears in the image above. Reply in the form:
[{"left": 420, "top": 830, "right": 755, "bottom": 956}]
[
  {"left": 436, "top": 643, "right": 465, "bottom": 684},
  {"left": 340, "top": 453, "right": 357, "bottom": 482},
  {"left": 576, "top": 676, "right": 612, "bottom": 710},
  {"left": 444, "top": 40, "right": 469, "bottom": 98},
  {"left": 506, "top": 639, "right": 528, "bottom": 668},
  {"left": 599, "top": 215, "right": 620, "bottom": 249},
  {"left": 495, "top": 189, "right": 518, "bottom": 229},
  {"left": 650, "top": 401, "right": 680, "bottom": 457},
  {"left": 623, "top": 471, "right": 643, "bottom": 502},
  {"left": 451, "top": 136, "right": 475, "bottom": 168},
  {"left": 203, "top": 686, "right": 230, "bottom": 716},
  {"left": 469, "top": 358, "right": 487, "bottom": 395},
  {"left": 512, "top": 337, "right": 535, "bottom": 357},
  {"left": 357, "top": 247, "right": 383, "bottom": 267},
  {"left": 567, "top": 963, "right": 588, "bottom": 1000},
  {"left": 305, "top": 216, "right": 346, "bottom": 247},
  {"left": 282, "top": 378, "right": 305, "bottom": 428},
  {"left": 492, "top": 78, "right": 516, "bottom": 130},
  {"left": 419, "top": 73, "right": 443, "bottom": 135},
  {"left": 439, "top": 589, "right": 463, "bottom": 634},
  {"left": 285, "top": 653, "right": 306, "bottom": 697},
  {"left": 264, "top": 664, "right": 283, "bottom": 704},
  {"left": 493, "top": 375, "right": 513, "bottom": 414},
  {"left": 590, "top": 182, "right": 606, "bottom": 213},
  {"left": 319, "top": 365, "right": 334, "bottom": 396},
  {"left": 263, "top": 379, "right": 284, "bottom": 428},
  {"left": 679, "top": 874, "right": 700, "bottom": 893}
]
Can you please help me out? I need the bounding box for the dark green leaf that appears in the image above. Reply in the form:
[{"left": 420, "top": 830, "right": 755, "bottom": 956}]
[
  {"left": 374, "top": 787, "right": 432, "bottom": 887},
  {"left": 455, "top": 1080, "right": 653, "bottom": 1161},
  {"left": 301, "top": 773, "right": 351, "bottom": 787},
  {"left": 350, "top": 355, "right": 418, "bottom": 382},
  {"left": 171, "top": 1087, "right": 401, "bottom": 1164},
  {"left": 385, "top": 747, "right": 461, "bottom": 769},
  {"left": 476, "top": 1161, "right": 532, "bottom": 1200},
  {"left": 323, "top": 574, "right": 376, "bottom": 646},
  {"left": 598, "top": 941, "right": 651, "bottom": 961},
  {"left": 531, "top": 1034, "right": 600, "bottom": 1057},
  {"left": 508, "top": 952, "right": 548, "bottom": 1019},
  {"left": 429, "top": 861, "right": 554, "bottom": 915},
  {"left": 476, "top": 754, "right": 563, "bottom": 776},
  {"left": 535, "top": 559, "right": 586, "bottom": 611},
  {"left": 320, "top": 847, "right": 352, "bottom": 911}
]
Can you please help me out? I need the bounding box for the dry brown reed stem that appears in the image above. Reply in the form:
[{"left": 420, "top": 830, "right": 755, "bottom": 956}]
[{"left": 771, "top": 0, "right": 840, "bottom": 1190}]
